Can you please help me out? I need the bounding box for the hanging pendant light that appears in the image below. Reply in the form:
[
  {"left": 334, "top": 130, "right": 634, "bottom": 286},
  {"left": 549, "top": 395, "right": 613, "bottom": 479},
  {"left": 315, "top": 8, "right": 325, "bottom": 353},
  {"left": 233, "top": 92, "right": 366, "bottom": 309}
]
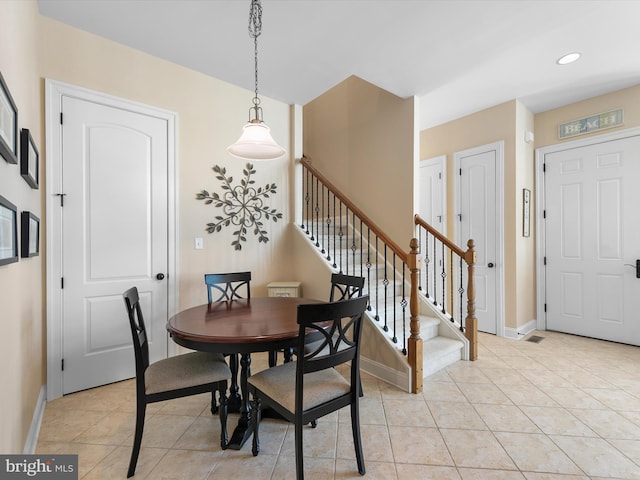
[{"left": 227, "top": 0, "right": 286, "bottom": 160}]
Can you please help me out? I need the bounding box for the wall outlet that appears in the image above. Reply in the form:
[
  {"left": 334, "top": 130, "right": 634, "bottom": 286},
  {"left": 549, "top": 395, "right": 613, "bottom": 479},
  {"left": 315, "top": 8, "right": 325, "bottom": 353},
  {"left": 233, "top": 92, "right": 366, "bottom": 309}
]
[{"left": 195, "top": 237, "right": 203, "bottom": 250}]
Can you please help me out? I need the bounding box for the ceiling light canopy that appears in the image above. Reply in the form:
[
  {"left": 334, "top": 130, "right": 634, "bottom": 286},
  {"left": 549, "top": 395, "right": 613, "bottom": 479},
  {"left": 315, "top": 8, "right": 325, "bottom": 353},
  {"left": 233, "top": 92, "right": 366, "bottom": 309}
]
[
  {"left": 227, "top": 0, "right": 286, "bottom": 161},
  {"left": 556, "top": 52, "right": 581, "bottom": 65}
]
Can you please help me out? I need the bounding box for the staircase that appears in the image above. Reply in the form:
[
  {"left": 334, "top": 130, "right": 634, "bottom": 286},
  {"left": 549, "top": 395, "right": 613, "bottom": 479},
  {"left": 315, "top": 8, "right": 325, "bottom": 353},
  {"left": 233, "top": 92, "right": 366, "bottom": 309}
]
[
  {"left": 298, "top": 156, "right": 478, "bottom": 392},
  {"left": 301, "top": 215, "right": 467, "bottom": 388}
]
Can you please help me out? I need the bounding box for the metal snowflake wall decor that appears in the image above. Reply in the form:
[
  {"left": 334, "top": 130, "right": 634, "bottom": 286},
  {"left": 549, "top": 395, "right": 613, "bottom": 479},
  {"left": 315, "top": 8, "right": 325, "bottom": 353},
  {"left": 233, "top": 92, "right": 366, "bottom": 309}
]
[{"left": 196, "top": 163, "right": 283, "bottom": 251}]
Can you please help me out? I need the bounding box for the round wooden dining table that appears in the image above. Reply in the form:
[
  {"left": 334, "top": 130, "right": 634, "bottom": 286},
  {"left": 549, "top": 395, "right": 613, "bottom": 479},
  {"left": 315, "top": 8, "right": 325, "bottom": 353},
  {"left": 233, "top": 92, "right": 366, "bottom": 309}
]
[{"left": 167, "top": 296, "right": 322, "bottom": 450}]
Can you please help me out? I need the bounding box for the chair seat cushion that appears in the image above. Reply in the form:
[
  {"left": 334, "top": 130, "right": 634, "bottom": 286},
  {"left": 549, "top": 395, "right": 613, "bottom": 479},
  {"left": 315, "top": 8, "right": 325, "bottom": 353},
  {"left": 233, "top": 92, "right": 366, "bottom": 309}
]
[
  {"left": 146, "top": 351, "right": 230, "bottom": 395},
  {"left": 248, "top": 362, "right": 350, "bottom": 413}
]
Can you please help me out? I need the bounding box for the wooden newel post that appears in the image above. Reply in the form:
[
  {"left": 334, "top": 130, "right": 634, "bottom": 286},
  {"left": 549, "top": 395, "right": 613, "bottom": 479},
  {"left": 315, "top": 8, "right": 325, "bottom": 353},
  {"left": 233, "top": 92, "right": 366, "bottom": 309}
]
[
  {"left": 464, "top": 239, "right": 478, "bottom": 361},
  {"left": 408, "top": 238, "right": 423, "bottom": 393}
]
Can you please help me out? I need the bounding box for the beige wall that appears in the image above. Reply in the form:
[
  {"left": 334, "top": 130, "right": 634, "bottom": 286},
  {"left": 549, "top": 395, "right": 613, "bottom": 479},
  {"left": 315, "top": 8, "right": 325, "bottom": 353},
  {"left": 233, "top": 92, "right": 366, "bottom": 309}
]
[
  {"left": 0, "top": 1, "right": 45, "bottom": 453},
  {"left": 302, "top": 76, "right": 416, "bottom": 368},
  {"left": 420, "top": 85, "right": 640, "bottom": 334},
  {"left": 38, "top": 16, "right": 295, "bottom": 309},
  {"left": 420, "top": 101, "right": 531, "bottom": 331},
  {"left": 303, "top": 76, "right": 416, "bottom": 249},
  {"left": 1, "top": 2, "right": 293, "bottom": 453},
  {"left": 0, "top": 0, "right": 44, "bottom": 454},
  {"left": 535, "top": 84, "right": 640, "bottom": 148},
  {"left": 515, "top": 102, "right": 536, "bottom": 332}
]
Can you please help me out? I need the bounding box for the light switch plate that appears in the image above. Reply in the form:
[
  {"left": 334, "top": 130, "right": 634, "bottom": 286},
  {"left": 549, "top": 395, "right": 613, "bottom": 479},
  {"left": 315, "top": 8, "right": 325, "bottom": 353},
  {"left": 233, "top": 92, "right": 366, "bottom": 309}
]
[{"left": 195, "top": 237, "right": 203, "bottom": 249}]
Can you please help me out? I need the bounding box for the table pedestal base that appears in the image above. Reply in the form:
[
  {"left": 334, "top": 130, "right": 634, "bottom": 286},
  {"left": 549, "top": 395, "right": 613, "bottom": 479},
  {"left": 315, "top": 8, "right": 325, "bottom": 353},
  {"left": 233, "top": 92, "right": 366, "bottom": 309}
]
[{"left": 225, "top": 419, "right": 253, "bottom": 450}]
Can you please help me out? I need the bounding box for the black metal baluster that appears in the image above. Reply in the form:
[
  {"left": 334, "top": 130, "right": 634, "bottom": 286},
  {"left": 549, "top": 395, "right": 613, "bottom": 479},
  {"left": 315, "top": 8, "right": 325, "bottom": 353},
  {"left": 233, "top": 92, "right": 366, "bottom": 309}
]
[
  {"left": 424, "top": 229, "right": 430, "bottom": 299},
  {"left": 449, "top": 250, "right": 455, "bottom": 322},
  {"left": 314, "top": 177, "right": 320, "bottom": 247},
  {"left": 366, "top": 228, "right": 372, "bottom": 311},
  {"left": 332, "top": 195, "right": 337, "bottom": 269},
  {"left": 432, "top": 236, "right": 438, "bottom": 306},
  {"left": 325, "top": 191, "right": 332, "bottom": 262},
  {"left": 459, "top": 256, "right": 465, "bottom": 332},
  {"left": 401, "top": 263, "right": 407, "bottom": 355},
  {"left": 344, "top": 207, "right": 350, "bottom": 275},
  {"left": 303, "top": 167, "right": 309, "bottom": 234},
  {"left": 351, "top": 210, "right": 357, "bottom": 276},
  {"left": 359, "top": 219, "right": 364, "bottom": 280},
  {"left": 383, "top": 245, "right": 389, "bottom": 332},
  {"left": 418, "top": 227, "right": 423, "bottom": 292},
  {"left": 320, "top": 184, "right": 325, "bottom": 253},
  {"left": 374, "top": 235, "right": 380, "bottom": 322},
  {"left": 440, "top": 242, "right": 446, "bottom": 314},
  {"left": 392, "top": 252, "right": 397, "bottom": 343},
  {"left": 338, "top": 201, "right": 344, "bottom": 273}
]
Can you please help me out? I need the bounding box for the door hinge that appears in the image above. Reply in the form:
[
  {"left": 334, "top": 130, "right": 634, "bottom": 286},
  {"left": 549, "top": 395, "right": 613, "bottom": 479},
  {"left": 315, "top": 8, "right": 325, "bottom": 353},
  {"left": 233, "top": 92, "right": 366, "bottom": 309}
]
[
  {"left": 544, "top": 303, "right": 547, "bottom": 313},
  {"left": 55, "top": 193, "right": 66, "bottom": 207},
  {"left": 60, "top": 112, "right": 63, "bottom": 125},
  {"left": 438, "top": 172, "right": 442, "bottom": 179},
  {"left": 61, "top": 358, "right": 65, "bottom": 371},
  {"left": 61, "top": 277, "right": 64, "bottom": 289},
  {"left": 543, "top": 257, "right": 547, "bottom": 265},
  {"left": 543, "top": 162, "right": 546, "bottom": 173},
  {"left": 459, "top": 168, "right": 462, "bottom": 176},
  {"left": 458, "top": 214, "right": 462, "bottom": 221},
  {"left": 543, "top": 209, "right": 546, "bottom": 219}
]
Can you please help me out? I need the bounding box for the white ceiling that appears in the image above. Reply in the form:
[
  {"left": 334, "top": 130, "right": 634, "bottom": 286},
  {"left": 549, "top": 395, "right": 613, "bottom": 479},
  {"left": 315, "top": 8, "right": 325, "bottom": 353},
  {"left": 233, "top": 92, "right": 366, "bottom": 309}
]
[{"left": 38, "top": 0, "right": 640, "bottom": 130}]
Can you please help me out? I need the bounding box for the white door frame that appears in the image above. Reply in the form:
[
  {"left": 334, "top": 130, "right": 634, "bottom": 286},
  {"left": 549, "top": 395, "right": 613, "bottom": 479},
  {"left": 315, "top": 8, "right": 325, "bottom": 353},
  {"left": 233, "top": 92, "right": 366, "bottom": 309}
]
[
  {"left": 454, "top": 141, "right": 505, "bottom": 337},
  {"left": 45, "top": 79, "right": 178, "bottom": 400},
  {"left": 535, "top": 126, "right": 640, "bottom": 332}
]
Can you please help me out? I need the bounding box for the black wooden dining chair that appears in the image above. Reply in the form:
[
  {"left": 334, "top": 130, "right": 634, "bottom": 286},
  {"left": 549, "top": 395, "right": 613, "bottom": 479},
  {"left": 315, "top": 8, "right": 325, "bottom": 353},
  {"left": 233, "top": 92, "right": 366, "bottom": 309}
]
[
  {"left": 329, "top": 273, "right": 365, "bottom": 301},
  {"left": 205, "top": 271, "right": 251, "bottom": 303},
  {"left": 280, "top": 273, "right": 366, "bottom": 365},
  {"left": 248, "top": 295, "right": 369, "bottom": 480},
  {"left": 123, "top": 286, "right": 230, "bottom": 478},
  {"left": 204, "top": 271, "right": 251, "bottom": 411}
]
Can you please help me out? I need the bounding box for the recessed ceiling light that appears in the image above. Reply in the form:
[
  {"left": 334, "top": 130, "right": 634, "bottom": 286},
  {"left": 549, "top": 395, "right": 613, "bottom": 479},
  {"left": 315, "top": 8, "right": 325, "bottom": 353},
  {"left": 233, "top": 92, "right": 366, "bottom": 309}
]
[{"left": 557, "top": 52, "right": 581, "bottom": 65}]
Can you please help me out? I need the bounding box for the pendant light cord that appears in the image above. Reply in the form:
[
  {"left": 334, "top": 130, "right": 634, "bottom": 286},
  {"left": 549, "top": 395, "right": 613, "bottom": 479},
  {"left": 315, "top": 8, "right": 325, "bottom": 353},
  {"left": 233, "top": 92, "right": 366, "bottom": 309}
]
[{"left": 248, "top": 0, "right": 263, "bottom": 109}]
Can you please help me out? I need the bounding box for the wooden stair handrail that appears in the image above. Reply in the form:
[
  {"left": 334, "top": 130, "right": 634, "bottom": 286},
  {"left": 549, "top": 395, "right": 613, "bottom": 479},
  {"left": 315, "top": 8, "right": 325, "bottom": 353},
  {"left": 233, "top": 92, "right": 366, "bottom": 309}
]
[
  {"left": 414, "top": 214, "right": 466, "bottom": 258},
  {"left": 414, "top": 213, "right": 477, "bottom": 361},
  {"left": 301, "top": 156, "right": 407, "bottom": 263}
]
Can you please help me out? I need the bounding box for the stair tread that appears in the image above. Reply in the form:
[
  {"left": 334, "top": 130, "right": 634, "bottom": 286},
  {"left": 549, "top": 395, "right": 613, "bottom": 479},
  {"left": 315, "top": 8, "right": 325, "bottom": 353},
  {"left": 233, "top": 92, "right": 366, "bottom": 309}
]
[{"left": 423, "top": 336, "right": 464, "bottom": 356}]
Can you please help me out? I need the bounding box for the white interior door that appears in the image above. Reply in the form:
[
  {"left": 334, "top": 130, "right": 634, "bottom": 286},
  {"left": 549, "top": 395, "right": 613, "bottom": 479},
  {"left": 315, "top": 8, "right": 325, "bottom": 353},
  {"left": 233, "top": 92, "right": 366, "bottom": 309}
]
[
  {"left": 419, "top": 155, "right": 446, "bottom": 234},
  {"left": 544, "top": 134, "right": 640, "bottom": 344},
  {"left": 455, "top": 143, "right": 503, "bottom": 335},
  {"left": 46, "top": 80, "right": 176, "bottom": 397}
]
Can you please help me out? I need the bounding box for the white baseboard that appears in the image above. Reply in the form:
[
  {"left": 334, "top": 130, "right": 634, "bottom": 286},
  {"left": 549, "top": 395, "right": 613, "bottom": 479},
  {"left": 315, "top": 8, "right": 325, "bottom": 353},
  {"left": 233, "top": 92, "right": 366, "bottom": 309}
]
[
  {"left": 504, "top": 319, "right": 537, "bottom": 340},
  {"left": 23, "top": 385, "right": 47, "bottom": 454},
  {"left": 360, "top": 356, "right": 410, "bottom": 392}
]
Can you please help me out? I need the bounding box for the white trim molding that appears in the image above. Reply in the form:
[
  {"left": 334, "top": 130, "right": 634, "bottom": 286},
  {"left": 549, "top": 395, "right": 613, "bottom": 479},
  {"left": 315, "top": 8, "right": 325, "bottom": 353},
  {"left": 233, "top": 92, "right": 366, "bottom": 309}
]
[
  {"left": 45, "top": 79, "right": 178, "bottom": 400},
  {"left": 23, "top": 386, "right": 46, "bottom": 454},
  {"left": 535, "top": 126, "right": 640, "bottom": 334}
]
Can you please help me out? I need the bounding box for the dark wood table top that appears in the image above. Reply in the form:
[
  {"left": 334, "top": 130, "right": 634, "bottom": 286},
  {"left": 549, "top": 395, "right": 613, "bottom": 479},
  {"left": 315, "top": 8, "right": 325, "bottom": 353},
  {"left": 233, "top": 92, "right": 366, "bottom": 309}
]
[{"left": 167, "top": 297, "right": 322, "bottom": 354}]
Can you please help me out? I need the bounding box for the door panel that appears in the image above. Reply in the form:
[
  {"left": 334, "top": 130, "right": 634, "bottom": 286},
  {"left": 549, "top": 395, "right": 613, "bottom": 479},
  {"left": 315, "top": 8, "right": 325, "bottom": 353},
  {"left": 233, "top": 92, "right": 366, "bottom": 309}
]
[
  {"left": 458, "top": 148, "right": 497, "bottom": 334},
  {"left": 419, "top": 156, "right": 446, "bottom": 234},
  {"left": 61, "top": 96, "right": 169, "bottom": 394},
  {"left": 545, "top": 135, "right": 640, "bottom": 344}
]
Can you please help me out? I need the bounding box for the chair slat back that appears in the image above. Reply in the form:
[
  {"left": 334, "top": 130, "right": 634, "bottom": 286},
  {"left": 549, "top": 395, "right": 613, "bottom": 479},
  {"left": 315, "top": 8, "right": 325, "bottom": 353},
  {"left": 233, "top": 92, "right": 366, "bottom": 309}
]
[
  {"left": 329, "top": 273, "right": 365, "bottom": 301},
  {"left": 296, "top": 296, "right": 369, "bottom": 376},
  {"left": 123, "top": 286, "right": 150, "bottom": 373},
  {"left": 205, "top": 272, "right": 252, "bottom": 303}
]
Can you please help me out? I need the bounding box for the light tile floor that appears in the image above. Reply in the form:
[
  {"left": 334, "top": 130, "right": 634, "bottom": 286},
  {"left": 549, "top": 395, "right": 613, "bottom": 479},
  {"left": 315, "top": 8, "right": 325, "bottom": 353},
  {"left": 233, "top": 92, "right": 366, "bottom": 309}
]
[{"left": 37, "top": 331, "right": 640, "bottom": 479}]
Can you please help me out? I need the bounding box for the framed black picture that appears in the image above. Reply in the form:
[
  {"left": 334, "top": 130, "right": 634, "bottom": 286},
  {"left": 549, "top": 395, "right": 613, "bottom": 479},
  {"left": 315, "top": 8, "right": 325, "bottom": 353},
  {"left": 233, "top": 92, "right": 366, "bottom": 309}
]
[
  {"left": 20, "top": 129, "right": 39, "bottom": 189},
  {"left": 0, "top": 195, "right": 18, "bottom": 266},
  {"left": 21, "top": 211, "right": 40, "bottom": 258},
  {"left": 0, "top": 71, "right": 18, "bottom": 164}
]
